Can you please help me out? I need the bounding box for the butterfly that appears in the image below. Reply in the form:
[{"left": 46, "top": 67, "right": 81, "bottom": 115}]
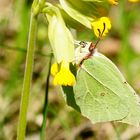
[{"left": 66, "top": 40, "right": 140, "bottom": 126}]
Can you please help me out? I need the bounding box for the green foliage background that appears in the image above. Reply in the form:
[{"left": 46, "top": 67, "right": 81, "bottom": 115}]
[{"left": 0, "top": 0, "right": 140, "bottom": 139}]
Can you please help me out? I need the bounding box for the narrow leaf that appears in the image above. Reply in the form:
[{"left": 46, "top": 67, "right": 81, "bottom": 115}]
[{"left": 59, "top": 0, "right": 93, "bottom": 28}]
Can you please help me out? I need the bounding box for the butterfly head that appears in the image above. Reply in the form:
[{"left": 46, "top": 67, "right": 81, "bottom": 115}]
[{"left": 75, "top": 41, "right": 92, "bottom": 64}]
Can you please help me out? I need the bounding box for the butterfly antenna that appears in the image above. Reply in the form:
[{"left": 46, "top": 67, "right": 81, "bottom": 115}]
[{"left": 94, "top": 22, "right": 106, "bottom": 48}]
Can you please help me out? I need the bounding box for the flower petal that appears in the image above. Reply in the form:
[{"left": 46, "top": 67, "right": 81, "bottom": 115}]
[
  {"left": 53, "top": 66, "right": 75, "bottom": 86},
  {"left": 91, "top": 17, "right": 111, "bottom": 37},
  {"left": 51, "top": 63, "right": 59, "bottom": 76}
]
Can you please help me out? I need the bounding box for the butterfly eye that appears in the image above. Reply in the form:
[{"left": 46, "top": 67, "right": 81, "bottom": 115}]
[
  {"left": 79, "top": 41, "right": 85, "bottom": 45},
  {"left": 79, "top": 41, "right": 88, "bottom": 48}
]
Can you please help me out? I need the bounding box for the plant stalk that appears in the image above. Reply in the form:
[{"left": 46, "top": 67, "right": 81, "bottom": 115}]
[
  {"left": 17, "top": 13, "right": 37, "bottom": 140},
  {"left": 40, "top": 55, "right": 52, "bottom": 140}
]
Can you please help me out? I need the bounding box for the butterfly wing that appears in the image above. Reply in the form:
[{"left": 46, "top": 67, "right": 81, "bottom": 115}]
[
  {"left": 74, "top": 52, "right": 140, "bottom": 126},
  {"left": 74, "top": 66, "right": 129, "bottom": 123}
]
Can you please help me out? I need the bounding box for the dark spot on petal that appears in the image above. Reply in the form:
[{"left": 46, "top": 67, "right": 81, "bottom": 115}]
[{"left": 123, "top": 81, "right": 127, "bottom": 84}]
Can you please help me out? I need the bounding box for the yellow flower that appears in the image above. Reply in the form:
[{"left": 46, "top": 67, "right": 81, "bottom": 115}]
[
  {"left": 108, "top": 0, "right": 118, "bottom": 5},
  {"left": 51, "top": 63, "right": 59, "bottom": 76},
  {"left": 91, "top": 17, "right": 111, "bottom": 38},
  {"left": 128, "top": 0, "right": 139, "bottom": 2},
  {"left": 51, "top": 61, "right": 75, "bottom": 86}
]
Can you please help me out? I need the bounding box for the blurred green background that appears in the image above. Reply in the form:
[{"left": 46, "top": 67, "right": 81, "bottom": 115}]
[{"left": 0, "top": 0, "right": 140, "bottom": 140}]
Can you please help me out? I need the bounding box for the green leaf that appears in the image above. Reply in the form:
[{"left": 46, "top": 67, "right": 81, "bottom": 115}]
[
  {"left": 62, "top": 64, "right": 80, "bottom": 112},
  {"left": 59, "top": 0, "right": 95, "bottom": 28},
  {"left": 74, "top": 52, "right": 140, "bottom": 126},
  {"left": 59, "top": 0, "right": 110, "bottom": 29},
  {"left": 62, "top": 86, "right": 81, "bottom": 112}
]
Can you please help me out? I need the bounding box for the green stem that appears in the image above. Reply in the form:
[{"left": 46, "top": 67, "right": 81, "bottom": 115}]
[
  {"left": 40, "top": 55, "right": 52, "bottom": 140},
  {"left": 17, "top": 13, "right": 37, "bottom": 140}
]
